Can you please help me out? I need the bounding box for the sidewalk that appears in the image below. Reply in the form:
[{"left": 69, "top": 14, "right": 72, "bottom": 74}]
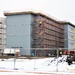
[{"left": 0, "top": 69, "right": 75, "bottom": 75}]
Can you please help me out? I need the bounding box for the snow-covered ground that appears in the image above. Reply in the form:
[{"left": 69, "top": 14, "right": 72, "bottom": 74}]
[{"left": 0, "top": 55, "right": 75, "bottom": 75}]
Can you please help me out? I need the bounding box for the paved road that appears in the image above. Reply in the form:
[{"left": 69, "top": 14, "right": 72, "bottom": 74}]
[
  {"left": 0, "top": 71, "right": 75, "bottom": 75},
  {"left": 0, "top": 72, "right": 48, "bottom": 75}
]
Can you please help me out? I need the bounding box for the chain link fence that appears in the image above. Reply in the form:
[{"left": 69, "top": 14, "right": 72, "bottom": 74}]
[{"left": 0, "top": 48, "right": 75, "bottom": 72}]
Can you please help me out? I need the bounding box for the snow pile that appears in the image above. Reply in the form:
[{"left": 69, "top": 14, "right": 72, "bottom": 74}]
[{"left": 0, "top": 55, "right": 75, "bottom": 73}]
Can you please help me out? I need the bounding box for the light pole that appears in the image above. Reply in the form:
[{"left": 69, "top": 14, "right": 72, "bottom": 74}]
[
  {"left": 34, "top": 49, "right": 36, "bottom": 70},
  {"left": 14, "top": 48, "right": 16, "bottom": 70},
  {"left": 55, "top": 31, "right": 59, "bottom": 71},
  {"left": 56, "top": 48, "right": 59, "bottom": 71}
]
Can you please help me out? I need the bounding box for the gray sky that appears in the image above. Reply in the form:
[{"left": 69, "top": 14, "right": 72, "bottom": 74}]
[{"left": 0, "top": 0, "right": 75, "bottom": 24}]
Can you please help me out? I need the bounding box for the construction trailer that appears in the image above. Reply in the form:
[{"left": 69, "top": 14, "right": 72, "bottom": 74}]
[{"left": 3, "top": 48, "right": 20, "bottom": 56}]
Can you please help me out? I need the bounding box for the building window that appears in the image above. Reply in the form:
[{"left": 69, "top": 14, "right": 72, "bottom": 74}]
[
  {"left": 71, "top": 27, "right": 73, "bottom": 30},
  {"left": 71, "top": 42, "right": 73, "bottom": 46},
  {"left": 71, "top": 35, "right": 73, "bottom": 38},
  {"left": 69, "top": 25, "right": 71, "bottom": 29},
  {"left": 0, "top": 22, "right": 2, "bottom": 24}
]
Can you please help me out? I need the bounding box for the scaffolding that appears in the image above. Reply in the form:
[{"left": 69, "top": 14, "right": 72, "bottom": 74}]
[
  {"left": 32, "top": 15, "right": 64, "bottom": 56},
  {"left": 0, "top": 18, "right": 6, "bottom": 54}
]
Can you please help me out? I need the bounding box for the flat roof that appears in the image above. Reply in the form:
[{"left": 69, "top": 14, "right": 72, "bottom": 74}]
[
  {"left": 4, "top": 10, "right": 62, "bottom": 23},
  {"left": 4, "top": 10, "right": 75, "bottom": 26},
  {"left": 58, "top": 21, "right": 75, "bottom": 27}
]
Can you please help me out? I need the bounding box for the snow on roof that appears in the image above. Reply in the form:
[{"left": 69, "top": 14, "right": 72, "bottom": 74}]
[
  {"left": 4, "top": 9, "right": 74, "bottom": 25},
  {"left": 4, "top": 10, "right": 62, "bottom": 23}
]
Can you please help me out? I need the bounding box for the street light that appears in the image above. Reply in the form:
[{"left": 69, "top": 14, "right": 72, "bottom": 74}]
[
  {"left": 56, "top": 48, "right": 59, "bottom": 71},
  {"left": 14, "top": 48, "right": 17, "bottom": 70}
]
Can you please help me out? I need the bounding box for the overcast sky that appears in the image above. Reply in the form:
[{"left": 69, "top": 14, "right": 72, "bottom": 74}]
[{"left": 0, "top": 0, "right": 75, "bottom": 24}]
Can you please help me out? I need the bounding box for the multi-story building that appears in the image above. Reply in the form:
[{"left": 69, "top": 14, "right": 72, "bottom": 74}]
[
  {"left": 4, "top": 11, "right": 64, "bottom": 56},
  {"left": 0, "top": 18, "right": 6, "bottom": 54},
  {"left": 62, "top": 22, "right": 75, "bottom": 50}
]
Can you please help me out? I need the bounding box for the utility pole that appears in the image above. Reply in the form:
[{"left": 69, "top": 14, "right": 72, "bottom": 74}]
[
  {"left": 56, "top": 48, "right": 59, "bottom": 71},
  {"left": 55, "top": 31, "right": 59, "bottom": 71}
]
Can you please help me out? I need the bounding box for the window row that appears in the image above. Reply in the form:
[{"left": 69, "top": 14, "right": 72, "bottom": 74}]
[
  {"left": 44, "top": 34, "right": 55, "bottom": 40},
  {"left": 43, "top": 44, "right": 64, "bottom": 48},
  {"left": 57, "top": 42, "right": 64, "bottom": 45},
  {"left": 44, "top": 28, "right": 55, "bottom": 35},
  {"left": 41, "top": 17, "right": 59, "bottom": 28},
  {"left": 44, "top": 39, "right": 56, "bottom": 45},
  {"left": 35, "top": 15, "right": 64, "bottom": 30},
  {"left": 69, "top": 25, "right": 75, "bottom": 32},
  {"left": 44, "top": 23, "right": 55, "bottom": 31},
  {"left": 55, "top": 37, "right": 64, "bottom": 42},
  {"left": 44, "top": 23, "right": 64, "bottom": 33},
  {"left": 0, "top": 25, "right": 5, "bottom": 28},
  {"left": 56, "top": 32, "right": 64, "bottom": 38},
  {"left": 44, "top": 19, "right": 64, "bottom": 29},
  {"left": 44, "top": 28, "right": 64, "bottom": 37},
  {"left": 68, "top": 33, "right": 75, "bottom": 40},
  {"left": 0, "top": 35, "right": 6, "bottom": 38},
  {"left": 0, "top": 41, "right": 6, "bottom": 44},
  {"left": 44, "top": 33, "right": 64, "bottom": 41},
  {"left": 0, "top": 45, "right": 5, "bottom": 48},
  {"left": 55, "top": 27, "right": 64, "bottom": 33}
]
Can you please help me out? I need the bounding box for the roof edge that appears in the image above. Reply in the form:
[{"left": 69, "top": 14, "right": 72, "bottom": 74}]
[
  {"left": 4, "top": 10, "right": 61, "bottom": 23},
  {"left": 4, "top": 10, "right": 75, "bottom": 26},
  {"left": 59, "top": 21, "right": 75, "bottom": 27}
]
